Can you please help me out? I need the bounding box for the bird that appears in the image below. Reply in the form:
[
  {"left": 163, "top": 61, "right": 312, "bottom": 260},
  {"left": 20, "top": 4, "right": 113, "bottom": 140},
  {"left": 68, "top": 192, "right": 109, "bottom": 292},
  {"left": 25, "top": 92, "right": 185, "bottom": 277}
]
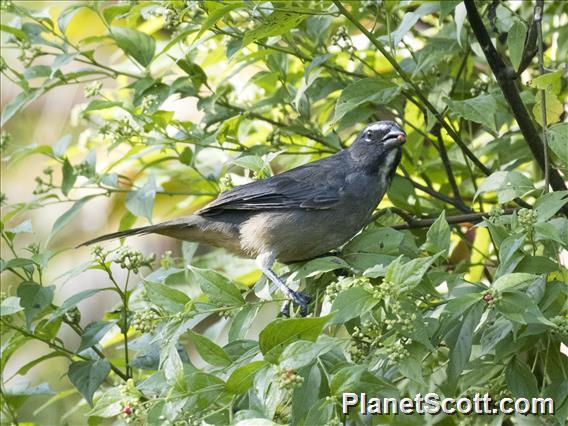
[{"left": 80, "top": 120, "right": 406, "bottom": 313}]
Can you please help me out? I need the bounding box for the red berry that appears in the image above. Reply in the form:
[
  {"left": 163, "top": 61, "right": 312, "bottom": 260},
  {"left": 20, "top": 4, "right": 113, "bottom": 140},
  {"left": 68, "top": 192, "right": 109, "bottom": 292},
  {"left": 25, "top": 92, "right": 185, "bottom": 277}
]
[
  {"left": 483, "top": 293, "right": 493, "bottom": 302},
  {"left": 123, "top": 406, "right": 132, "bottom": 415}
]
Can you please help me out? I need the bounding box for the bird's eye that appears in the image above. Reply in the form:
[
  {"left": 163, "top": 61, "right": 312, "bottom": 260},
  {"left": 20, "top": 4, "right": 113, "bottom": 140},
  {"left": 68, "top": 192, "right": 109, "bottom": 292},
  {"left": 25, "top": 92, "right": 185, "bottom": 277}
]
[{"left": 366, "top": 130, "right": 375, "bottom": 139}]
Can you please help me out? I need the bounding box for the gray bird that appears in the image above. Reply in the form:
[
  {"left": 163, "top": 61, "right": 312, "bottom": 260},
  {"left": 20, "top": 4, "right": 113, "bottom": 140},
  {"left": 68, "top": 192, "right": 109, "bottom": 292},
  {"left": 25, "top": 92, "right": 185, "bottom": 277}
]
[{"left": 80, "top": 121, "right": 406, "bottom": 311}]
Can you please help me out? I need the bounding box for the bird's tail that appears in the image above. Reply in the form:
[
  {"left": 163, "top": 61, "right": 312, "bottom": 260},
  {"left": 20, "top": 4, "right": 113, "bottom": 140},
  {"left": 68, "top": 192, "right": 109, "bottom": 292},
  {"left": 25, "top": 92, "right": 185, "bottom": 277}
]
[
  {"left": 77, "top": 216, "right": 197, "bottom": 248},
  {"left": 77, "top": 225, "right": 158, "bottom": 247}
]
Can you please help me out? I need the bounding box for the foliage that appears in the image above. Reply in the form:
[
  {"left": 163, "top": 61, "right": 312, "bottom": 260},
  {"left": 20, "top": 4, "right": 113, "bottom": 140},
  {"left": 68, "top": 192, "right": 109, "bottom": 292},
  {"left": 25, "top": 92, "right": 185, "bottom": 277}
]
[{"left": 1, "top": 1, "right": 567, "bottom": 425}]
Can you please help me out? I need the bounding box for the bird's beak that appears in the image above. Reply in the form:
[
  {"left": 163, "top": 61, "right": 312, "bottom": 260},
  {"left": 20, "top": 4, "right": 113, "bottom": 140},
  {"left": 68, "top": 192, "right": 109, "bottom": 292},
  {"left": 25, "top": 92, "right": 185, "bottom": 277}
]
[{"left": 382, "top": 130, "right": 406, "bottom": 148}]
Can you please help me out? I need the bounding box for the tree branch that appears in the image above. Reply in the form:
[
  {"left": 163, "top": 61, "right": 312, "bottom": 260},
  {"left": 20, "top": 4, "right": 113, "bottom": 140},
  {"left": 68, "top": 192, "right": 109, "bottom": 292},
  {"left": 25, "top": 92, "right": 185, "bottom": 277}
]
[
  {"left": 390, "top": 208, "right": 515, "bottom": 230},
  {"left": 464, "top": 0, "right": 566, "bottom": 195},
  {"left": 535, "top": 0, "right": 549, "bottom": 193}
]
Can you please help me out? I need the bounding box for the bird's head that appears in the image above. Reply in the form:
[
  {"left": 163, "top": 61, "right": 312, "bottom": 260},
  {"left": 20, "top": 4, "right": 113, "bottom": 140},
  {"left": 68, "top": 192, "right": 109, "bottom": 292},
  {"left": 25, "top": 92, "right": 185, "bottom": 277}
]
[{"left": 349, "top": 121, "right": 406, "bottom": 166}]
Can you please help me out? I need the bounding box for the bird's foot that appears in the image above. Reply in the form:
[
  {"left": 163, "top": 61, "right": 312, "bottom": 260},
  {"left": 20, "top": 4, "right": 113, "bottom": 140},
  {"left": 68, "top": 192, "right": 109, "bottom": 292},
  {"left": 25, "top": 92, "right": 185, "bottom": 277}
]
[{"left": 279, "top": 291, "right": 311, "bottom": 317}]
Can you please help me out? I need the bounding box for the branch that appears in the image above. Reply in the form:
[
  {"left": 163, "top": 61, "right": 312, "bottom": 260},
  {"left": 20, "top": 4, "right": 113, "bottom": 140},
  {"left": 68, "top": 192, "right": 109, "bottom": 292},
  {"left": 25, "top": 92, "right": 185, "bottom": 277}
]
[
  {"left": 433, "top": 124, "right": 464, "bottom": 205},
  {"left": 464, "top": 0, "right": 567, "bottom": 195},
  {"left": 397, "top": 173, "right": 473, "bottom": 213},
  {"left": 390, "top": 209, "right": 516, "bottom": 230},
  {"left": 332, "top": 0, "right": 492, "bottom": 177},
  {"left": 535, "top": 0, "right": 549, "bottom": 193}
]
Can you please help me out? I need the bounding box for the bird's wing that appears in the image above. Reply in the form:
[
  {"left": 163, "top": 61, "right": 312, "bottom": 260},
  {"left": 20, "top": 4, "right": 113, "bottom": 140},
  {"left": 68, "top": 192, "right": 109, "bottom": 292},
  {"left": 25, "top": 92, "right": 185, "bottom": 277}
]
[{"left": 198, "top": 154, "right": 347, "bottom": 215}]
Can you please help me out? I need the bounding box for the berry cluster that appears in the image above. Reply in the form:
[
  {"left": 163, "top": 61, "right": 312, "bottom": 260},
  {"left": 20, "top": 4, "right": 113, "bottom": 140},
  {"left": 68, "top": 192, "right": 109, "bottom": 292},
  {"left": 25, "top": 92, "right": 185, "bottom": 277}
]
[
  {"left": 267, "top": 128, "right": 282, "bottom": 147},
  {"left": 348, "top": 320, "right": 383, "bottom": 363},
  {"left": 84, "top": 81, "right": 102, "bottom": 98},
  {"left": 116, "top": 249, "right": 155, "bottom": 274},
  {"left": 489, "top": 206, "right": 505, "bottom": 221},
  {"left": 482, "top": 289, "right": 501, "bottom": 308},
  {"left": 160, "top": 250, "right": 175, "bottom": 269},
  {"left": 551, "top": 315, "right": 568, "bottom": 337},
  {"left": 219, "top": 174, "right": 234, "bottom": 191},
  {"left": 275, "top": 367, "right": 304, "bottom": 390},
  {"left": 326, "top": 276, "right": 371, "bottom": 302},
  {"left": 0, "top": 131, "right": 10, "bottom": 151},
  {"left": 63, "top": 306, "right": 81, "bottom": 325},
  {"left": 92, "top": 246, "right": 107, "bottom": 264},
  {"left": 99, "top": 118, "right": 140, "bottom": 146},
  {"left": 119, "top": 379, "right": 144, "bottom": 423},
  {"left": 331, "top": 26, "right": 356, "bottom": 57},
  {"left": 131, "top": 310, "right": 161, "bottom": 334},
  {"left": 518, "top": 208, "right": 538, "bottom": 230},
  {"left": 372, "top": 279, "right": 396, "bottom": 300},
  {"left": 384, "top": 340, "right": 410, "bottom": 362},
  {"left": 141, "top": 94, "right": 159, "bottom": 112},
  {"left": 33, "top": 167, "right": 54, "bottom": 195}
]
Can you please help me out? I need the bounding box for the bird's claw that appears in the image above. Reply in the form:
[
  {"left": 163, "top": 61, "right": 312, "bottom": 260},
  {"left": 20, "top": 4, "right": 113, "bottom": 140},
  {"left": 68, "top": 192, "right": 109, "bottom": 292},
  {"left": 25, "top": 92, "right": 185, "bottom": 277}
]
[{"left": 279, "top": 291, "right": 311, "bottom": 317}]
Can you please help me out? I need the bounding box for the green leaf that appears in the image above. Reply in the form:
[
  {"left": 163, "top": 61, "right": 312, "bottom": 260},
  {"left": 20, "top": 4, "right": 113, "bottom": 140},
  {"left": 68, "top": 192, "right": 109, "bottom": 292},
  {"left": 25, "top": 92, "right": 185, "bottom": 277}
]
[
  {"left": 179, "top": 147, "right": 193, "bottom": 165},
  {"left": 195, "top": 3, "right": 242, "bottom": 41},
  {"left": 2, "top": 89, "right": 41, "bottom": 127},
  {"left": 0, "top": 24, "right": 29, "bottom": 41},
  {"left": 493, "top": 273, "right": 535, "bottom": 292},
  {"left": 333, "top": 78, "right": 399, "bottom": 123},
  {"left": 53, "top": 134, "right": 72, "bottom": 158},
  {"left": 51, "top": 288, "right": 110, "bottom": 320},
  {"left": 61, "top": 157, "right": 76, "bottom": 196},
  {"left": 188, "top": 266, "right": 244, "bottom": 308},
  {"left": 78, "top": 320, "right": 116, "bottom": 351},
  {"left": 279, "top": 336, "right": 342, "bottom": 370},
  {"left": 229, "top": 304, "right": 260, "bottom": 342},
  {"left": 125, "top": 175, "right": 158, "bottom": 222},
  {"left": 83, "top": 100, "right": 122, "bottom": 113},
  {"left": 57, "top": 5, "right": 84, "bottom": 32},
  {"left": 176, "top": 59, "right": 207, "bottom": 89},
  {"left": 0, "top": 297, "right": 24, "bottom": 316},
  {"left": 506, "top": 358, "right": 539, "bottom": 398},
  {"left": 16, "top": 352, "right": 67, "bottom": 376},
  {"left": 290, "top": 256, "right": 349, "bottom": 280},
  {"left": 549, "top": 125, "right": 568, "bottom": 170},
  {"left": 259, "top": 315, "right": 331, "bottom": 363},
  {"left": 529, "top": 69, "right": 563, "bottom": 94},
  {"left": 143, "top": 281, "right": 190, "bottom": 313},
  {"left": 423, "top": 210, "right": 450, "bottom": 256},
  {"left": 111, "top": 26, "right": 155, "bottom": 67},
  {"left": 444, "top": 94, "right": 497, "bottom": 132},
  {"left": 384, "top": 254, "right": 440, "bottom": 292},
  {"left": 1, "top": 258, "right": 35, "bottom": 272},
  {"left": 508, "top": 20, "right": 527, "bottom": 71},
  {"left": 476, "top": 171, "right": 534, "bottom": 203},
  {"left": 17, "top": 283, "right": 54, "bottom": 328},
  {"left": 515, "top": 256, "right": 559, "bottom": 274},
  {"left": 328, "top": 287, "right": 379, "bottom": 325},
  {"left": 446, "top": 303, "right": 484, "bottom": 390},
  {"left": 303, "top": 398, "right": 335, "bottom": 426},
  {"left": 48, "top": 196, "right": 95, "bottom": 245},
  {"left": 23, "top": 65, "right": 52, "bottom": 80},
  {"left": 533, "top": 90, "right": 563, "bottom": 126},
  {"left": 189, "top": 331, "right": 231, "bottom": 367},
  {"left": 6, "top": 220, "right": 33, "bottom": 234},
  {"left": 226, "top": 361, "right": 266, "bottom": 394},
  {"left": 534, "top": 190, "right": 568, "bottom": 222},
  {"left": 242, "top": 11, "right": 308, "bottom": 47},
  {"left": 481, "top": 318, "right": 513, "bottom": 354},
  {"left": 389, "top": 3, "right": 439, "bottom": 45},
  {"left": 67, "top": 359, "right": 111, "bottom": 406}
]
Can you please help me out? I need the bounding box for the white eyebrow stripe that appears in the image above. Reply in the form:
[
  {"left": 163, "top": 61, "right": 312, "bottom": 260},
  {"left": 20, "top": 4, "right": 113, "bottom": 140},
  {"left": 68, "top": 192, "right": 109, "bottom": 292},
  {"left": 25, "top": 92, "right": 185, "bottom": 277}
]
[{"left": 367, "top": 123, "right": 388, "bottom": 132}]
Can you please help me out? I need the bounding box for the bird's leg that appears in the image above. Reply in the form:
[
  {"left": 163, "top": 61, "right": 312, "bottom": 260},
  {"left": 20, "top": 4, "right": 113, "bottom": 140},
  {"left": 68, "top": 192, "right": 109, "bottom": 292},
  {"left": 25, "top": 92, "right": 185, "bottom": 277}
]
[{"left": 256, "top": 252, "right": 311, "bottom": 315}]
